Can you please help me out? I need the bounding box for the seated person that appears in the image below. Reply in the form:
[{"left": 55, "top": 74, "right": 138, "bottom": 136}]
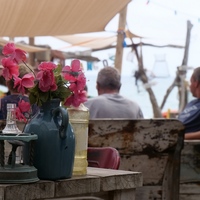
[
  {"left": 84, "top": 66, "right": 144, "bottom": 119},
  {"left": 178, "top": 67, "right": 200, "bottom": 140},
  {"left": 0, "top": 63, "right": 38, "bottom": 120}
]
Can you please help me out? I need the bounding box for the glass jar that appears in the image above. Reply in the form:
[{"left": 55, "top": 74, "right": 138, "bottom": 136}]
[
  {"left": 2, "top": 103, "right": 22, "bottom": 163},
  {"left": 67, "top": 104, "right": 89, "bottom": 176}
]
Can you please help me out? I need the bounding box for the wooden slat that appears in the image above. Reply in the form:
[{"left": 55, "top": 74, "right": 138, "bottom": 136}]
[
  {"left": 179, "top": 141, "right": 200, "bottom": 199},
  {"left": 3, "top": 181, "right": 54, "bottom": 200},
  {"left": 55, "top": 176, "right": 100, "bottom": 197}
]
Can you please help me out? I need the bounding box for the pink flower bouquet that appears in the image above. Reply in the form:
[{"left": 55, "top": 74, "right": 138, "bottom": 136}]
[{"left": 1, "top": 42, "right": 87, "bottom": 121}]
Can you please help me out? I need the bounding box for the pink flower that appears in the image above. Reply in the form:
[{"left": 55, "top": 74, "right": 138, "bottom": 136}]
[
  {"left": 1, "top": 58, "right": 19, "bottom": 80},
  {"left": 2, "top": 43, "right": 27, "bottom": 64},
  {"left": 16, "top": 107, "right": 27, "bottom": 122},
  {"left": 69, "top": 73, "right": 86, "bottom": 92},
  {"left": 64, "top": 90, "right": 87, "bottom": 107},
  {"left": 37, "top": 70, "right": 57, "bottom": 92},
  {"left": 62, "top": 65, "right": 76, "bottom": 81},
  {"left": 36, "top": 62, "right": 58, "bottom": 92},
  {"left": 15, "top": 100, "right": 31, "bottom": 122},
  {"left": 62, "top": 60, "right": 82, "bottom": 81},
  {"left": 38, "top": 62, "right": 57, "bottom": 71},
  {"left": 1, "top": 42, "right": 88, "bottom": 108},
  {"left": 13, "top": 73, "right": 35, "bottom": 95},
  {"left": 18, "top": 100, "right": 31, "bottom": 113},
  {"left": 71, "top": 60, "right": 82, "bottom": 72}
]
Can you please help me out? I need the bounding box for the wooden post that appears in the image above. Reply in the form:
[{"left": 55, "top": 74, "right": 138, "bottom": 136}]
[
  {"left": 9, "top": 37, "right": 14, "bottom": 41},
  {"left": 28, "top": 37, "right": 35, "bottom": 67},
  {"left": 160, "top": 20, "right": 193, "bottom": 113},
  {"left": 114, "top": 6, "right": 127, "bottom": 74}
]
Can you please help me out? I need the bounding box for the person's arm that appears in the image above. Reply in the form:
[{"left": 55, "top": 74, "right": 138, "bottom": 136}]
[{"left": 185, "top": 131, "right": 200, "bottom": 140}]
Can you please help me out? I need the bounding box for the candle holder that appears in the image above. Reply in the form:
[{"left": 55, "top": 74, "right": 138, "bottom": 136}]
[{"left": 0, "top": 133, "right": 39, "bottom": 183}]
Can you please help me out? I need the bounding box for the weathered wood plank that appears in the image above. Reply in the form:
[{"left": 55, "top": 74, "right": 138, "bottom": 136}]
[
  {"left": 179, "top": 141, "right": 200, "bottom": 199},
  {"left": 0, "top": 187, "right": 4, "bottom": 200},
  {"left": 2, "top": 181, "right": 54, "bottom": 200},
  {"left": 83, "top": 168, "right": 142, "bottom": 192},
  {"left": 120, "top": 154, "right": 168, "bottom": 185},
  {"left": 180, "top": 195, "right": 200, "bottom": 200},
  {"left": 180, "top": 140, "right": 200, "bottom": 183},
  {"left": 89, "top": 119, "right": 182, "bottom": 153},
  {"left": 55, "top": 176, "right": 100, "bottom": 197},
  {"left": 135, "top": 186, "right": 162, "bottom": 200},
  {"left": 110, "top": 189, "right": 136, "bottom": 200},
  {"left": 180, "top": 183, "right": 200, "bottom": 194},
  {"left": 180, "top": 182, "right": 200, "bottom": 200}
]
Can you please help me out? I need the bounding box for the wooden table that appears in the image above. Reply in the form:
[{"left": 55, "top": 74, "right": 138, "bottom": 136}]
[{"left": 0, "top": 167, "right": 142, "bottom": 200}]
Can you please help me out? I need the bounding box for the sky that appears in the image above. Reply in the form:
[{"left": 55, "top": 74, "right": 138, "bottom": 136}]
[
  {"left": 124, "top": 0, "right": 200, "bottom": 40},
  {"left": 11, "top": 0, "right": 200, "bottom": 77}
]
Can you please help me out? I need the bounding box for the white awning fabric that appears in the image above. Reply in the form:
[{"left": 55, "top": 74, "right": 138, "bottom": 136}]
[
  {"left": 0, "top": 38, "right": 48, "bottom": 53},
  {"left": 55, "top": 30, "right": 142, "bottom": 50},
  {"left": 56, "top": 35, "right": 117, "bottom": 50},
  {"left": 0, "top": 0, "right": 131, "bottom": 37}
]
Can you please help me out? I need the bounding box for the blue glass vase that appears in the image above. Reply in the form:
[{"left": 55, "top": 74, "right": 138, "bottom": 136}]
[{"left": 24, "top": 99, "right": 75, "bottom": 180}]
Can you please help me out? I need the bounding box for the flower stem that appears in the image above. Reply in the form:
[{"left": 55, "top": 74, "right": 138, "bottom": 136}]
[{"left": 22, "top": 60, "right": 36, "bottom": 78}]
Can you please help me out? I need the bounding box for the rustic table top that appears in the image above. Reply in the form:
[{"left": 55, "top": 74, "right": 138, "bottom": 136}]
[{"left": 0, "top": 167, "right": 143, "bottom": 200}]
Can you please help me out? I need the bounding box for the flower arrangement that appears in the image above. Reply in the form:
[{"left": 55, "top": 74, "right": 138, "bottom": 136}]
[{"left": 0, "top": 42, "right": 87, "bottom": 121}]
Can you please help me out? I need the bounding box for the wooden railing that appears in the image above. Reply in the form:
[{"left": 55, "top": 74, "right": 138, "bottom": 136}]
[{"left": 88, "top": 119, "right": 185, "bottom": 200}]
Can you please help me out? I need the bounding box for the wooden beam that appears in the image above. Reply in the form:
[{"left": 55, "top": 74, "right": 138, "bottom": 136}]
[
  {"left": 28, "top": 37, "right": 35, "bottom": 67},
  {"left": 114, "top": 6, "right": 127, "bottom": 74},
  {"left": 92, "top": 43, "right": 184, "bottom": 52}
]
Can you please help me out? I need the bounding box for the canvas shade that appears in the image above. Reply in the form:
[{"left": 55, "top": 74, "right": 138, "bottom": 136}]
[
  {"left": 55, "top": 30, "right": 141, "bottom": 50},
  {"left": 0, "top": 0, "right": 131, "bottom": 37},
  {"left": 51, "top": 50, "right": 100, "bottom": 62},
  {"left": 56, "top": 35, "right": 117, "bottom": 50},
  {"left": 0, "top": 38, "right": 47, "bottom": 53}
]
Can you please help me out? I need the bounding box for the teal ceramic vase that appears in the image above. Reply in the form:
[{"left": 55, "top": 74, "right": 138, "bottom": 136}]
[{"left": 24, "top": 99, "right": 75, "bottom": 180}]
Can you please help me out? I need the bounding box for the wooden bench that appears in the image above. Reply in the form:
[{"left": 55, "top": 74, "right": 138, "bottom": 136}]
[
  {"left": 88, "top": 119, "right": 185, "bottom": 200},
  {"left": 180, "top": 140, "right": 200, "bottom": 200}
]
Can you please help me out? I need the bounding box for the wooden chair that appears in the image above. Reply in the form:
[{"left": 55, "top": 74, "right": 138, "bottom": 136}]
[
  {"left": 88, "top": 119, "right": 185, "bottom": 200},
  {"left": 87, "top": 147, "right": 120, "bottom": 169}
]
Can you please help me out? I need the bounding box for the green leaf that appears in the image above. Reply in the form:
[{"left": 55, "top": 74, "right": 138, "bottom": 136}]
[
  {"left": 54, "top": 64, "right": 62, "bottom": 76},
  {"left": 51, "top": 85, "right": 71, "bottom": 101},
  {"left": 29, "top": 93, "right": 37, "bottom": 105},
  {"left": 39, "top": 91, "right": 50, "bottom": 103}
]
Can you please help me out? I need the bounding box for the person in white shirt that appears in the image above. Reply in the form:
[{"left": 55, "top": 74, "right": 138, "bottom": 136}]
[{"left": 84, "top": 66, "right": 143, "bottom": 119}]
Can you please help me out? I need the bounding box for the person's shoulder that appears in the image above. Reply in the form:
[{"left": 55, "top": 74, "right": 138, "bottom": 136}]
[
  {"left": 1, "top": 95, "right": 30, "bottom": 106},
  {"left": 84, "top": 95, "right": 106, "bottom": 107},
  {"left": 85, "top": 95, "right": 105, "bottom": 102},
  {"left": 186, "top": 98, "right": 200, "bottom": 107},
  {"left": 121, "top": 95, "right": 141, "bottom": 107},
  {"left": 0, "top": 95, "right": 13, "bottom": 104}
]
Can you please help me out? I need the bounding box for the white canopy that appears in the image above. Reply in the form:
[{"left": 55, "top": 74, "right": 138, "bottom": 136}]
[
  {"left": 0, "top": 38, "right": 47, "bottom": 53},
  {"left": 0, "top": 0, "right": 131, "bottom": 37},
  {"left": 55, "top": 30, "right": 142, "bottom": 50}
]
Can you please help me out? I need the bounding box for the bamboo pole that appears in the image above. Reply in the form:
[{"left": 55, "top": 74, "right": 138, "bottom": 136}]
[
  {"left": 28, "top": 37, "right": 35, "bottom": 67},
  {"left": 114, "top": 6, "right": 127, "bottom": 74}
]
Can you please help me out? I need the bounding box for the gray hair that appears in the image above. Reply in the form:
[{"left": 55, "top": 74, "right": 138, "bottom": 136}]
[
  {"left": 193, "top": 67, "right": 200, "bottom": 82},
  {"left": 97, "top": 67, "right": 121, "bottom": 90}
]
